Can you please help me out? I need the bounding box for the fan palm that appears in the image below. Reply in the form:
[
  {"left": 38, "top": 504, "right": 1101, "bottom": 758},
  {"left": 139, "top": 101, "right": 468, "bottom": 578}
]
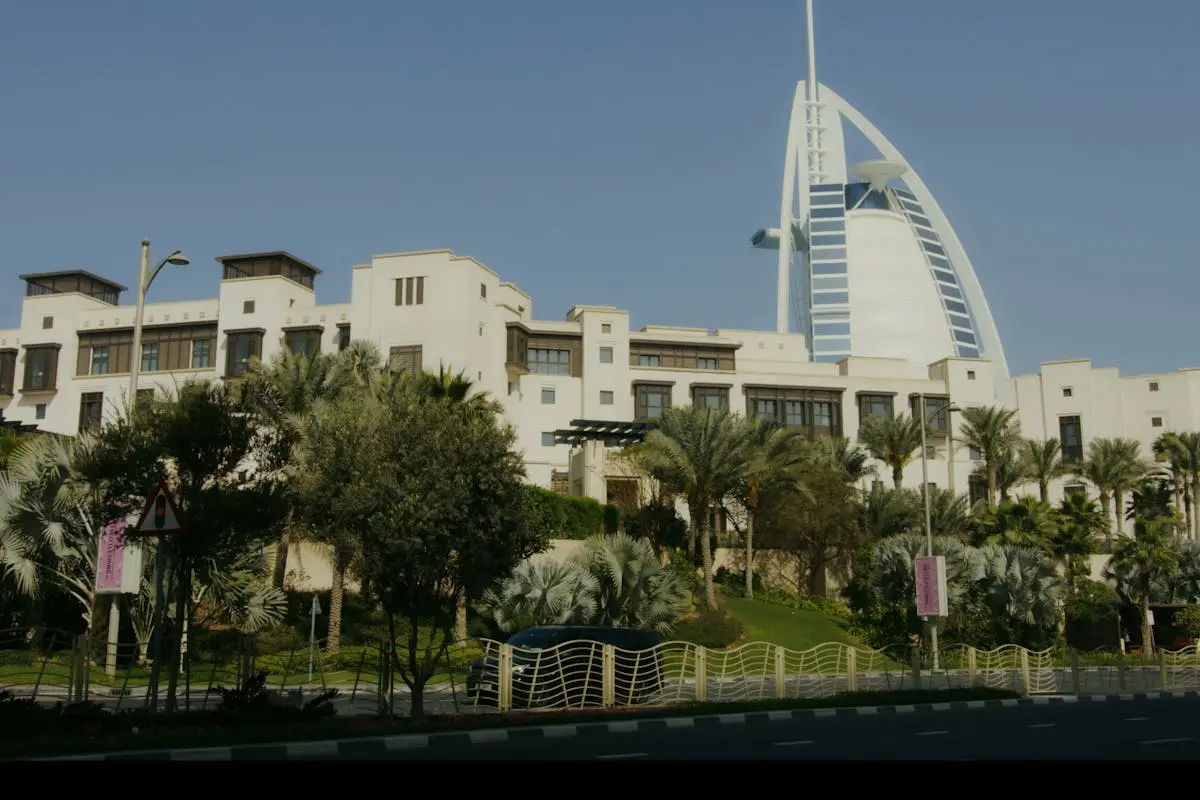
[
  {"left": 978, "top": 544, "right": 1064, "bottom": 635},
  {"left": 957, "top": 406, "right": 1022, "bottom": 508},
  {"left": 572, "top": 534, "right": 689, "bottom": 633},
  {"left": 480, "top": 558, "right": 599, "bottom": 634},
  {"left": 869, "top": 533, "right": 984, "bottom": 610},
  {"left": 856, "top": 413, "right": 923, "bottom": 491}
]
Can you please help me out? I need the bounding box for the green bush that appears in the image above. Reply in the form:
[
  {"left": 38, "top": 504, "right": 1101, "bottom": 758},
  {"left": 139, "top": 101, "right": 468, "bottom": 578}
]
[
  {"left": 1175, "top": 605, "right": 1200, "bottom": 641},
  {"left": 1065, "top": 579, "right": 1120, "bottom": 625},
  {"left": 670, "top": 608, "right": 744, "bottom": 649},
  {"left": 524, "top": 485, "right": 616, "bottom": 541}
]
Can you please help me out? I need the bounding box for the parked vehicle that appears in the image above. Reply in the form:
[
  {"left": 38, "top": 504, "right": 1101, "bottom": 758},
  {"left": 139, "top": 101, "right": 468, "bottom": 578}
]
[{"left": 467, "top": 625, "right": 664, "bottom": 709}]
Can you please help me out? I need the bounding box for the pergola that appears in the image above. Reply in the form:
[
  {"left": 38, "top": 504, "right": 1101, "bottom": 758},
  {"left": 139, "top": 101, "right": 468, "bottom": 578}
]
[{"left": 551, "top": 419, "right": 657, "bottom": 448}]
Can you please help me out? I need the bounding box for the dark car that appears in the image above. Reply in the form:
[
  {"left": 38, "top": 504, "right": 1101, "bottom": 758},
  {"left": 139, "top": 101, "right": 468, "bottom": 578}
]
[{"left": 468, "top": 625, "right": 664, "bottom": 710}]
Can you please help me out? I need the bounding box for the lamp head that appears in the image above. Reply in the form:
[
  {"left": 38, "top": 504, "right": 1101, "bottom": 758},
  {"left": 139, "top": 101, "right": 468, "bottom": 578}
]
[
  {"left": 166, "top": 250, "right": 190, "bottom": 266},
  {"left": 947, "top": 405, "right": 962, "bottom": 413}
]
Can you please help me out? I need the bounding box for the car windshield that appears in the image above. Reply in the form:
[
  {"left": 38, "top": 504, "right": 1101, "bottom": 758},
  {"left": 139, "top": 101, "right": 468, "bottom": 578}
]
[{"left": 506, "top": 628, "right": 564, "bottom": 650}]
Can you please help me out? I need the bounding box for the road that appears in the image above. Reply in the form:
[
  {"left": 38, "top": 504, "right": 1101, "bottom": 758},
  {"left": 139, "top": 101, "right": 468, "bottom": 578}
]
[{"left": 317, "top": 696, "right": 1200, "bottom": 760}]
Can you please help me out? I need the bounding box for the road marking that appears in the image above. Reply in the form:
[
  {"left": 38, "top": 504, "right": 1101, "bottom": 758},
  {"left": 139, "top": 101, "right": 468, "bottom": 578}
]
[
  {"left": 1142, "top": 737, "right": 1194, "bottom": 746},
  {"left": 597, "top": 752, "right": 648, "bottom": 760},
  {"left": 773, "top": 740, "right": 813, "bottom": 747},
  {"left": 1029, "top": 723, "right": 1057, "bottom": 729},
  {"left": 915, "top": 730, "right": 949, "bottom": 736},
  {"left": 1126, "top": 717, "right": 1150, "bottom": 722}
]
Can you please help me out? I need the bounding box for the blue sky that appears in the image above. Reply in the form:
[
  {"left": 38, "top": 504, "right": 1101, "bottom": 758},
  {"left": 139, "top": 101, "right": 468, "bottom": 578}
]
[{"left": 1, "top": 0, "right": 1196, "bottom": 377}]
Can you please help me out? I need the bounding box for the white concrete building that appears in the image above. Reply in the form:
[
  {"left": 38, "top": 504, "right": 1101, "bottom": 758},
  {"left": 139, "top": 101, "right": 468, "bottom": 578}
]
[{"left": 0, "top": 247, "right": 1191, "bottom": 532}]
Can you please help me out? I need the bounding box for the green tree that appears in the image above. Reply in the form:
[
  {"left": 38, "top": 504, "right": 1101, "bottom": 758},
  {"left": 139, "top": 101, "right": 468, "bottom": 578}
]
[
  {"left": 822, "top": 437, "right": 876, "bottom": 484},
  {"left": 634, "top": 407, "right": 749, "bottom": 610},
  {"left": 970, "top": 496, "right": 1058, "bottom": 549},
  {"left": 1105, "top": 517, "right": 1180, "bottom": 656},
  {"left": 957, "top": 406, "right": 1022, "bottom": 508},
  {"left": 977, "top": 544, "right": 1065, "bottom": 647},
  {"left": 856, "top": 413, "right": 923, "bottom": 491},
  {"left": 356, "top": 389, "right": 542, "bottom": 719},
  {"left": 1019, "top": 438, "right": 1066, "bottom": 504},
  {"left": 1082, "top": 438, "right": 1147, "bottom": 546},
  {"left": 571, "top": 534, "right": 689, "bottom": 631},
  {"left": 1051, "top": 492, "right": 1105, "bottom": 595},
  {"left": 859, "top": 483, "right": 919, "bottom": 541},
  {"left": 1154, "top": 431, "right": 1200, "bottom": 541}
]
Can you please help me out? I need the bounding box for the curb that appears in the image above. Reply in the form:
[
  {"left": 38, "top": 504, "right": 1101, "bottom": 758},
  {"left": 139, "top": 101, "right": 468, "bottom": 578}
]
[{"left": 32, "top": 691, "right": 1200, "bottom": 761}]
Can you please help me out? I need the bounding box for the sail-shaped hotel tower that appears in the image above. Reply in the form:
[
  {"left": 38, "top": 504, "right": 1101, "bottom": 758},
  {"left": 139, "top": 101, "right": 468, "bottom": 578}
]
[{"left": 751, "top": 1, "right": 1009, "bottom": 390}]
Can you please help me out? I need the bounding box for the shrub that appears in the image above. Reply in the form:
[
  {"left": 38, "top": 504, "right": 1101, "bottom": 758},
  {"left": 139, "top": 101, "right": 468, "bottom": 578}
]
[
  {"left": 1065, "top": 579, "right": 1120, "bottom": 625},
  {"left": 524, "top": 485, "right": 615, "bottom": 541},
  {"left": 670, "top": 608, "right": 744, "bottom": 649},
  {"left": 1175, "top": 605, "right": 1200, "bottom": 642}
]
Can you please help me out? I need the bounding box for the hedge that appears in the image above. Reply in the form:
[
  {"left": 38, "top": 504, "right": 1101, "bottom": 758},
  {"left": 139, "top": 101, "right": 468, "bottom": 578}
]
[{"left": 525, "top": 485, "right": 618, "bottom": 541}]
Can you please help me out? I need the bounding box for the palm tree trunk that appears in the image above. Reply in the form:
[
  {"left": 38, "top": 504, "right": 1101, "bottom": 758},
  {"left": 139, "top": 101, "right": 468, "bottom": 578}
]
[
  {"left": 455, "top": 594, "right": 468, "bottom": 642},
  {"left": 271, "top": 533, "right": 289, "bottom": 590},
  {"left": 987, "top": 462, "right": 998, "bottom": 508},
  {"left": 892, "top": 462, "right": 904, "bottom": 492},
  {"left": 1141, "top": 595, "right": 1154, "bottom": 657},
  {"left": 1183, "top": 483, "right": 1193, "bottom": 541},
  {"left": 1192, "top": 478, "right": 1200, "bottom": 542},
  {"left": 328, "top": 561, "right": 345, "bottom": 656},
  {"left": 744, "top": 511, "right": 755, "bottom": 601},
  {"left": 1039, "top": 480, "right": 1049, "bottom": 505},
  {"left": 165, "top": 562, "right": 190, "bottom": 713},
  {"left": 1100, "top": 491, "right": 1113, "bottom": 550},
  {"left": 696, "top": 503, "right": 717, "bottom": 610},
  {"left": 1114, "top": 491, "right": 1125, "bottom": 538}
]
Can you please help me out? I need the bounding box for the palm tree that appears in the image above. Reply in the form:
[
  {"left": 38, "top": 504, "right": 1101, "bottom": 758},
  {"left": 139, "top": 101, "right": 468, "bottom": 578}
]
[
  {"left": 1020, "top": 438, "right": 1066, "bottom": 503},
  {"left": 925, "top": 485, "right": 971, "bottom": 541},
  {"left": 636, "top": 406, "right": 750, "bottom": 609},
  {"left": 572, "top": 534, "right": 689, "bottom": 633},
  {"left": 1082, "top": 438, "right": 1147, "bottom": 545},
  {"left": 978, "top": 544, "right": 1065, "bottom": 644},
  {"left": 823, "top": 437, "right": 876, "bottom": 485},
  {"left": 408, "top": 362, "right": 502, "bottom": 415},
  {"left": 1125, "top": 476, "right": 1178, "bottom": 526},
  {"left": 971, "top": 497, "right": 1058, "bottom": 549},
  {"left": 974, "top": 446, "right": 1023, "bottom": 504},
  {"left": 859, "top": 483, "right": 919, "bottom": 541},
  {"left": 1155, "top": 431, "right": 1200, "bottom": 542},
  {"left": 1051, "top": 492, "right": 1105, "bottom": 595},
  {"left": 869, "top": 533, "right": 984, "bottom": 612},
  {"left": 856, "top": 413, "right": 923, "bottom": 491},
  {"left": 1105, "top": 517, "right": 1180, "bottom": 656},
  {"left": 957, "top": 406, "right": 1022, "bottom": 508},
  {"left": 480, "top": 558, "right": 599, "bottom": 633},
  {"left": 727, "top": 419, "right": 810, "bottom": 599}
]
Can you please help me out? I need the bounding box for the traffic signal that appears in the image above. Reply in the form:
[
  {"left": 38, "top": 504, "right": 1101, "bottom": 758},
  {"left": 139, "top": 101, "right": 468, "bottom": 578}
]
[{"left": 154, "top": 495, "right": 167, "bottom": 530}]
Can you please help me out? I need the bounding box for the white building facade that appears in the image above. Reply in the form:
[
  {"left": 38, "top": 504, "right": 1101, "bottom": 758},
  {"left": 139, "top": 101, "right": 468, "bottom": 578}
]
[{"left": 1, "top": 248, "right": 1194, "bottom": 532}]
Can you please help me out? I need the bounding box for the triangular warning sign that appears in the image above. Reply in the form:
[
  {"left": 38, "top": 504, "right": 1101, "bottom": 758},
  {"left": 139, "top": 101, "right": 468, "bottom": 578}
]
[{"left": 131, "top": 481, "right": 185, "bottom": 536}]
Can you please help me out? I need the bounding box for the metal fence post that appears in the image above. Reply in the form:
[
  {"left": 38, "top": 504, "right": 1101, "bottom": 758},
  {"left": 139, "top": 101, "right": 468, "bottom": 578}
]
[
  {"left": 910, "top": 646, "right": 922, "bottom": 691},
  {"left": 376, "top": 639, "right": 391, "bottom": 718},
  {"left": 694, "top": 646, "right": 708, "bottom": 703},
  {"left": 966, "top": 646, "right": 977, "bottom": 688},
  {"left": 775, "top": 645, "right": 786, "bottom": 699},
  {"left": 1019, "top": 648, "right": 1031, "bottom": 695},
  {"left": 1159, "top": 649, "right": 1168, "bottom": 690},
  {"left": 601, "top": 644, "right": 615, "bottom": 708},
  {"left": 846, "top": 647, "right": 858, "bottom": 693},
  {"left": 498, "top": 644, "right": 513, "bottom": 713},
  {"left": 1069, "top": 648, "right": 1081, "bottom": 696}
]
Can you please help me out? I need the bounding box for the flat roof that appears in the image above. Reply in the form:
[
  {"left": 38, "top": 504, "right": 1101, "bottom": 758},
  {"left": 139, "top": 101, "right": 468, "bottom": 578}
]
[
  {"left": 17, "top": 270, "right": 129, "bottom": 292},
  {"left": 214, "top": 251, "right": 324, "bottom": 275}
]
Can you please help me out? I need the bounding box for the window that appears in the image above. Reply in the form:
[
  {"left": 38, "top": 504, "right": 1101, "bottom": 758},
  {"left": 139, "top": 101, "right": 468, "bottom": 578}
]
[
  {"left": 284, "top": 329, "right": 321, "bottom": 357},
  {"left": 600, "top": 390, "right": 614, "bottom": 405},
  {"left": 0, "top": 351, "right": 14, "bottom": 395},
  {"left": 337, "top": 326, "right": 351, "bottom": 352},
  {"left": 395, "top": 276, "right": 426, "bottom": 306},
  {"left": 529, "top": 348, "right": 570, "bottom": 375},
  {"left": 969, "top": 447, "right": 981, "bottom": 461},
  {"left": 967, "top": 475, "right": 987, "bottom": 507},
  {"left": 35, "top": 403, "right": 46, "bottom": 420},
  {"left": 601, "top": 323, "right": 612, "bottom": 334},
  {"left": 925, "top": 446, "right": 937, "bottom": 460},
  {"left": 966, "top": 370, "right": 976, "bottom": 381},
  {"left": 599, "top": 347, "right": 613, "bottom": 364},
  {"left": 1059, "top": 415, "right": 1083, "bottom": 463},
  {"left": 635, "top": 384, "right": 671, "bottom": 420},
  {"left": 697, "top": 357, "right": 717, "bottom": 370},
  {"left": 1149, "top": 381, "right": 1160, "bottom": 392},
  {"left": 858, "top": 394, "right": 893, "bottom": 420},
  {"left": 748, "top": 387, "right": 842, "bottom": 437},
  {"left": 141, "top": 343, "right": 159, "bottom": 372},
  {"left": 909, "top": 395, "right": 949, "bottom": 434},
  {"left": 388, "top": 345, "right": 423, "bottom": 376},
  {"left": 136, "top": 389, "right": 154, "bottom": 413},
  {"left": 691, "top": 386, "right": 729, "bottom": 412},
  {"left": 23, "top": 346, "right": 59, "bottom": 391},
  {"left": 78, "top": 392, "right": 103, "bottom": 432},
  {"left": 1152, "top": 416, "right": 1164, "bottom": 428},
  {"left": 541, "top": 388, "right": 556, "bottom": 405},
  {"left": 541, "top": 432, "right": 555, "bottom": 447},
  {"left": 90, "top": 346, "right": 110, "bottom": 376},
  {"left": 638, "top": 354, "right": 661, "bottom": 367},
  {"left": 480, "top": 283, "right": 487, "bottom": 299},
  {"left": 243, "top": 300, "right": 255, "bottom": 314},
  {"left": 1064, "top": 484, "right": 1086, "bottom": 498},
  {"left": 42, "top": 316, "right": 53, "bottom": 330},
  {"left": 225, "top": 331, "right": 264, "bottom": 378},
  {"left": 1062, "top": 387, "right": 1073, "bottom": 398},
  {"left": 192, "top": 339, "right": 211, "bottom": 369},
  {"left": 478, "top": 324, "right": 485, "bottom": 337},
  {"left": 631, "top": 344, "right": 735, "bottom": 371}
]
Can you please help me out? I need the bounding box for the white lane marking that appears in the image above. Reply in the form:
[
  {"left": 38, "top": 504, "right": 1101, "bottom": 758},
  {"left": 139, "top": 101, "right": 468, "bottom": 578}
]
[
  {"left": 1029, "top": 723, "right": 1057, "bottom": 729},
  {"left": 1142, "top": 737, "right": 1194, "bottom": 746},
  {"left": 1126, "top": 717, "right": 1150, "bottom": 722},
  {"left": 597, "top": 752, "right": 648, "bottom": 759},
  {"left": 915, "top": 730, "right": 949, "bottom": 736},
  {"left": 773, "top": 740, "right": 813, "bottom": 747}
]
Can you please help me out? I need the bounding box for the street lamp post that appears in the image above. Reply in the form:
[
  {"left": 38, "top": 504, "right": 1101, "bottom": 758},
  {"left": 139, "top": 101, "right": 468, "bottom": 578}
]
[
  {"left": 125, "top": 239, "right": 188, "bottom": 712},
  {"left": 918, "top": 393, "right": 960, "bottom": 673}
]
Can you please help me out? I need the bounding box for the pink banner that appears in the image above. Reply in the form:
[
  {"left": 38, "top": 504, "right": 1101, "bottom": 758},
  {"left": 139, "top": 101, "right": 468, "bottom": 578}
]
[
  {"left": 95, "top": 517, "right": 126, "bottom": 594},
  {"left": 914, "top": 556, "right": 942, "bottom": 617}
]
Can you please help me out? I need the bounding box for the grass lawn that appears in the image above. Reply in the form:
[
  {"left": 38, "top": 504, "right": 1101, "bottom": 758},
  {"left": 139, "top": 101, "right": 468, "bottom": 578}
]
[{"left": 724, "top": 596, "right": 857, "bottom": 653}]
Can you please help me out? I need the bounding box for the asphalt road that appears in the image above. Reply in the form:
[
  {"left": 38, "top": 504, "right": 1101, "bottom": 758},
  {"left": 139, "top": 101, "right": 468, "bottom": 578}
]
[{"left": 321, "top": 697, "right": 1200, "bottom": 760}]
